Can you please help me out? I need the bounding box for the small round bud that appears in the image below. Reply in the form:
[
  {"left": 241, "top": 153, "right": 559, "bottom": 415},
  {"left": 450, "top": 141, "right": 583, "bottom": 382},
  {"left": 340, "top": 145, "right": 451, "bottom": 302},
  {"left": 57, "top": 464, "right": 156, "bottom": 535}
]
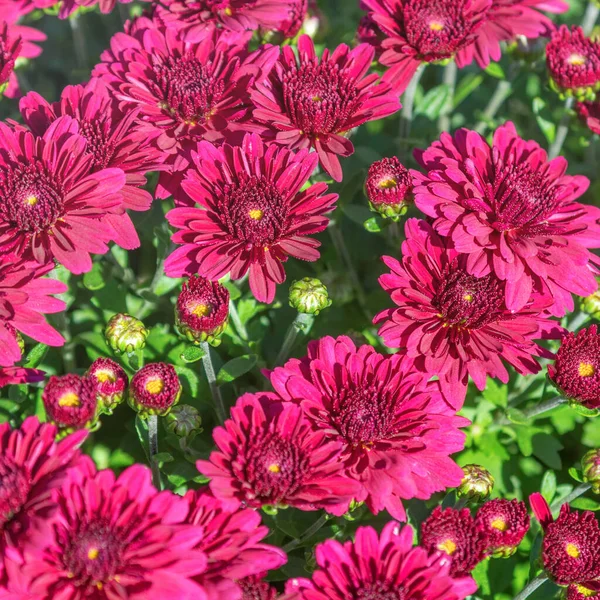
[
  {"left": 581, "top": 289, "right": 600, "bottom": 319},
  {"left": 457, "top": 464, "right": 495, "bottom": 502},
  {"left": 42, "top": 374, "right": 98, "bottom": 434},
  {"left": 476, "top": 499, "right": 530, "bottom": 558},
  {"left": 128, "top": 363, "right": 182, "bottom": 417},
  {"left": 365, "top": 157, "right": 412, "bottom": 221},
  {"left": 164, "top": 404, "right": 202, "bottom": 438},
  {"left": 87, "top": 357, "right": 129, "bottom": 415},
  {"left": 582, "top": 449, "right": 600, "bottom": 493},
  {"left": 175, "top": 276, "right": 229, "bottom": 347},
  {"left": 105, "top": 314, "right": 149, "bottom": 354},
  {"left": 288, "top": 278, "right": 332, "bottom": 315}
]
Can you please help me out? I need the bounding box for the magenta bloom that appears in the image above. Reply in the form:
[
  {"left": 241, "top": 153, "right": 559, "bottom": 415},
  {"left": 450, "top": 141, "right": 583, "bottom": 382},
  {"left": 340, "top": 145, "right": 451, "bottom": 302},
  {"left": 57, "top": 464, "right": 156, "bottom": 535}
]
[
  {"left": 42, "top": 374, "right": 98, "bottom": 433},
  {"left": 183, "top": 488, "right": 286, "bottom": 598},
  {"left": 19, "top": 463, "right": 209, "bottom": 599},
  {"left": 198, "top": 393, "right": 361, "bottom": 515},
  {"left": 165, "top": 134, "right": 337, "bottom": 303},
  {"left": 251, "top": 34, "right": 400, "bottom": 181},
  {"left": 413, "top": 122, "right": 600, "bottom": 317},
  {"left": 269, "top": 336, "right": 468, "bottom": 520},
  {"left": 277, "top": 0, "right": 308, "bottom": 39},
  {"left": 0, "top": 367, "right": 44, "bottom": 389},
  {"left": 0, "top": 259, "right": 66, "bottom": 368},
  {"left": 286, "top": 521, "right": 477, "bottom": 600},
  {"left": 578, "top": 100, "right": 600, "bottom": 135},
  {"left": 0, "top": 23, "right": 22, "bottom": 99},
  {"left": 476, "top": 499, "right": 530, "bottom": 557},
  {"left": 239, "top": 575, "right": 279, "bottom": 600},
  {"left": 374, "top": 219, "right": 560, "bottom": 408}
]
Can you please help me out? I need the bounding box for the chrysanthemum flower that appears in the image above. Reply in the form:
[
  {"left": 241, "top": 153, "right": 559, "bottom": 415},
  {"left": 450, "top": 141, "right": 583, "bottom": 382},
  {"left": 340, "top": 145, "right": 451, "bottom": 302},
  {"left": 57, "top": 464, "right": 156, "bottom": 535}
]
[
  {"left": 0, "top": 367, "right": 44, "bottom": 389},
  {"left": 129, "top": 363, "right": 182, "bottom": 417},
  {"left": 183, "top": 489, "right": 286, "bottom": 598},
  {"left": 476, "top": 499, "right": 530, "bottom": 557},
  {"left": 413, "top": 122, "right": 600, "bottom": 317},
  {"left": 0, "top": 259, "right": 66, "bottom": 368},
  {"left": 0, "top": 417, "right": 86, "bottom": 579},
  {"left": 269, "top": 336, "right": 468, "bottom": 520},
  {"left": 276, "top": 0, "right": 308, "bottom": 39},
  {"left": 198, "top": 393, "right": 361, "bottom": 515},
  {"left": 356, "top": 10, "right": 385, "bottom": 57},
  {"left": 19, "top": 462, "right": 210, "bottom": 599},
  {"left": 251, "top": 34, "right": 400, "bottom": 182},
  {"left": 239, "top": 574, "right": 279, "bottom": 600},
  {"left": 285, "top": 521, "right": 477, "bottom": 600},
  {"left": 578, "top": 100, "right": 600, "bottom": 135},
  {"left": 365, "top": 156, "right": 412, "bottom": 219},
  {"left": 20, "top": 79, "right": 165, "bottom": 249},
  {"left": 548, "top": 326, "right": 600, "bottom": 409},
  {"left": 0, "top": 23, "right": 22, "bottom": 98},
  {"left": 568, "top": 583, "right": 600, "bottom": 600},
  {"left": 374, "top": 219, "right": 560, "bottom": 408},
  {"left": 87, "top": 357, "right": 128, "bottom": 414},
  {"left": 421, "top": 507, "right": 487, "bottom": 577},
  {"left": 42, "top": 374, "right": 98, "bottom": 433},
  {"left": 165, "top": 134, "right": 337, "bottom": 303},
  {"left": 546, "top": 26, "right": 600, "bottom": 101}
]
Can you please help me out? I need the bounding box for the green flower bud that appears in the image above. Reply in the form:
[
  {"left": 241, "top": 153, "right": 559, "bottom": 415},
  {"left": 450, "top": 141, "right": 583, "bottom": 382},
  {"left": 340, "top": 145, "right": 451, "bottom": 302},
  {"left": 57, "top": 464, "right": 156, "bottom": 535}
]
[
  {"left": 104, "top": 314, "right": 149, "bottom": 354},
  {"left": 289, "top": 278, "right": 332, "bottom": 315},
  {"left": 581, "top": 289, "right": 600, "bottom": 319},
  {"left": 164, "top": 404, "right": 202, "bottom": 438},
  {"left": 457, "top": 464, "right": 495, "bottom": 502},
  {"left": 582, "top": 449, "right": 600, "bottom": 493}
]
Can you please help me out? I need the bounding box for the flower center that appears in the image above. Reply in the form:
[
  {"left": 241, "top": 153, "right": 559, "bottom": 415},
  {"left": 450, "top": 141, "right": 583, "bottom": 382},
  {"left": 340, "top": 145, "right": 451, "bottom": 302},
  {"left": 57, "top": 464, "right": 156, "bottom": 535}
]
[
  {"left": 579, "top": 362, "right": 595, "bottom": 377},
  {"left": 566, "top": 542, "right": 581, "bottom": 559},
  {"left": 79, "top": 118, "right": 116, "bottom": 170},
  {"left": 491, "top": 518, "right": 508, "bottom": 531},
  {"left": 190, "top": 302, "right": 212, "bottom": 317},
  {"left": 58, "top": 392, "right": 81, "bottom": 407},
  {"left": 95, "top": 370, "right": 117, "bottom": 384},
  {"left": 145, "top": 379, "right": 165, "bottom": 395},
  {"left": 567, "top": 53, "right": 587, "bottom": 66},
  {"left": 0, "top": 456, "right": 31, "bottom": 528},
  {"left": 437, "top": 538, "right": 457, "bottom": 555},
  {"left": 576, "top": 585, "right": 597, "bottom": 598},
  {"left": 377, "top": 177, "right": 398, "bottom": 190},
  {"left": 355, "top": 582, "right": 406, "bottom": 600}
]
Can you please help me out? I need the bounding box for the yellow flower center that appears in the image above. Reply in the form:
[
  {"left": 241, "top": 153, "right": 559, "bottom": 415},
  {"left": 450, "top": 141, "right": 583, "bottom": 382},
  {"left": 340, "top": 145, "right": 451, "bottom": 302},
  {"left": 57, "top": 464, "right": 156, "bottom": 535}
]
[
  {"left": 95, "top": 370, "right": 116, "bottom": 384},
  {"left": 566, "top": 543, "right": 581, "bottom": 558},
  {"left": 224, "top": 6, "right": 233, "bottom": 16},
  {"left": 437, "top": 539, "right": 457, "bottom": 555},
  {"left": 377, "top": 177, "right": 398, "bottom": 190},
  {"left": 25, "top": 195, "right": 39, "bottom": 206},
  {"left": 312, "top": 95, "right": 323, "bottom": 102},
  {"left": 58, "top": 392, "right": 80, "bottom": 407},
  {"left": 429, "top": 21, "right": 445, "bottom": 31},
  {"left": 576, "top": 585, "right": 597, "bottom": 598},
  {"left": 191, "top": 303, "right": 211, "bottom": 317},
  {"left": 579, "top": 362, "right": 595, "bottom": 377},
  {"left": 87, "top": 548, "right": 99, "bottom": 560},
  {"left": 491, "top": 518, "right": 508, "bottom": 531},
  {"left": 268, "top": 463, "right": 281, "bottom": 474},
  {"left": 145, "top": 379, "right": 164, "bottom": 395},
  {"left": 463, "top": 293, "right": 474, "bottom": 302},
  {"left": 249, "top": 209, "right": 264, "bottom": 221},
  {"left": 567, "top": 53, "right": 587, "bottom": 66}
]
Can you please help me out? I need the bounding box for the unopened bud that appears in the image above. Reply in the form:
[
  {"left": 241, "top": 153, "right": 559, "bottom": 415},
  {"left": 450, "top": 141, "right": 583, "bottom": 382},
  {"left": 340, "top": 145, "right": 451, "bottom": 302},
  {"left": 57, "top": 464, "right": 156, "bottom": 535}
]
[
  {"left": 457, "top": 464, "right": 495, "bottom": 502},
  {"left": 582, "top": 449, "right": 600, "bottom": 493},
  {"left": 289, "top": 278, "right": 332, "bottom": 315},
  {"left": 165, "top": 404, "right": 202, "bottom": 438},
  {"left": 105, "top": 314, "right": 149, "bottom": 354}
]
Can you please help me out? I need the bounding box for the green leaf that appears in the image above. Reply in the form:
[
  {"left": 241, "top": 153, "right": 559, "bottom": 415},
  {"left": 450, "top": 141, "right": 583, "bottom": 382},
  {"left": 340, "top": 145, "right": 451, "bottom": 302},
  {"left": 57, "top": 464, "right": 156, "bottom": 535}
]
[
  {"left": 134, "top": 416, "right": 149, "bottom": 461},
  {"left": 22, "top": 343, "right": 49, "bottom": 369},
  {"left": 570, "top": 497, "right": 600, "bottom": 511},
  {"left": 417, "top": 84, "right": 453, "bottom": 120},
  {"left": 454, "top": 73, "right": 485, "bottom": 107},
  {"left": 153, "top": 452, "right": 174, "bottom": 465},
  {"left": 364, "top": 217, "right": 382, "bottom": 233},
  {"left": 532, "top": 433, "right": 564, "bottom": 470},
  {"left": 83, "top": 262, "right": 106, "bottom": 291},
  {"left": 532, "top": 97, "right": 556, "bottom": 144},
  {"left": 472, "top": 559, "right": 491, "bottom": 596},
  {"left": 569, "top": 467, "right": 585, "bottom": 483},
  {"left": 342, "top": 204, "right": 374, "bottom": 227},
  {"left": 540, "top": 471, "right": 557, "bottom": 503},
  {"left": 483, "top": 379, "right": 508, "bottom": 408},
  {"left": 506, "top": 408, "right": 530, "bottom": 425},
  {"left": 174, "top": 365, "right": 200, "bottom": 397},
  {"left": 217, "top": 354, "right": 258, "bottom": 385},
  {"left": 485, "top": 62, "right": 505, "bottom": 79},
  {"left": 570, "top": 402, "right": 600, "bottom": 418},
  {"left": 180, "top": 345, "right": 206, "bottom": 364}
]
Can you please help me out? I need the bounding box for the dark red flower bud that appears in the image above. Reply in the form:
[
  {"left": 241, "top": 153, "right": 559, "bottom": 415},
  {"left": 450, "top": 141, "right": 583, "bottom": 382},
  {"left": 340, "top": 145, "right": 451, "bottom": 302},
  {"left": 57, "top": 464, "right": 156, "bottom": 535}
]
[
  {"left": 87, "top": 357, "right": 128, "bottom": 415},
  {"left": 129, "top": 363, "right": 182, "bottom": 417},
  {"left": 476, "top": 499, "right": 530, "bottom": 558}
]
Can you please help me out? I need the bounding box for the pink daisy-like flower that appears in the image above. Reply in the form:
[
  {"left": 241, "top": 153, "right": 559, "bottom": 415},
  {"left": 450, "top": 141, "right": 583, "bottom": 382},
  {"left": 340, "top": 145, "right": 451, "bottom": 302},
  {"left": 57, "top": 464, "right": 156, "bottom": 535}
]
[
  {"left": 0, "top": 367, "right": 44, "bottom": 389},
  {"left": 578, "top": 100, "right": 600, "bottom": 135},
  {"left": 0, "top": 23, "right": 22, "bottom": 99},
  {"left": 20, "top": 462, "right": 209, "bottom": 599},
  {"left": 198, "top": 393, "right": 361, "bottom": 516},
  {"left": 165, "top": 133, "right": 337, "bottom": 303},
  {"left": 250, "top": 34, "right": 400, "bottom": 182},
  {"left": 285, "top": 521, "right": 477, "bottom": 600},
  {"left": 183, "top": 488, "right": 286, "bottom": 598},
  {"left": 269, "top": 335, "right": 468, "bottom": 520},
  {"left": 20, "top": 79, "right": 165, "bottom": 248},
  {"left": 276, "top": 0, "right": 308, "bottom": 39},
  {"left": 0, "top": 116, "right": 127, "bottom": 274},
  {"left": 374, "top": 219, "right": 561, "bottom": 408},
  {"left": 0, "top": 258, "right": 66, "bottom": 368},
  {"left": 412, "top": 122, "right": 600, "bottom": 317}
]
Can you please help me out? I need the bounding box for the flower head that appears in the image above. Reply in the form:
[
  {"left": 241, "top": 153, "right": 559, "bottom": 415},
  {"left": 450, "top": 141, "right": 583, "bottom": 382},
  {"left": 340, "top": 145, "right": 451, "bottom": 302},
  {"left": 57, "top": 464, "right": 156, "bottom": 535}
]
[
  {"left": 165, "top": 134, "right": 337, "bottom": 303},
  {"left": 251, "top": 34, "right": 400, "bottom": 181},
  {"left": 285, "top": 521, "right": 477, "bottom": 600},
  {"left": 86, "top": 357, "right": 128, "bottom": 415},
  {"left": 548, "top": 326, "right": 600, "bottom": 409},
  {"left": 476, "top": 499, "right": 530, "bottom": 557},
  {"left": 0, "top": 23, "right": 22, "bottom": 98},
  {"left": 420, "top": 506, "right": 487, "bottom": 577},
  {"left": 582, "top": 449, "right": 600, "bottom": 494},
  {"left": 269, "top": 336, "right": 468, "bottom": 519},
  {"left": 365, "top": 156, "right": 412, "bottom": 220},
  {"left": 175, "top": 276, "right": 230, "bottom": 346},
  {"left": 356, "top": 12, "right": 385, "bottom": 57},
  {"left": 198, "top": 393, "right": 361, "bottom": 515},
  {"left": 374, "top": 219, "right": 560, "bottom": 408},
  {"left": 129, "top": 363, "right": 182, "bottom": 417},
  {"left": 42, "top": 374, "right": 98, "bottom": 433},
  {"left": 239, "top": 575, "right": 279, "bottom": 600},
  {"left": 568, "top": 583, "right": 600, "bottom": 600},
  {"left": 104, "top": 313, "right": 149, "bottom": 354},
  {"left": 457, "top": 464, "right": 495, "bottom": 502},
  {"left": 288, "top": 277, "right": 332, "bottom": 315},
  {"left": 276, "top": 0, "right": 308, "bottom": 39},
  {"left": 578, "top": 100, "right": 600, "bottom": 135},
  {"left": 546, "top": 26, "right": 600, "bottom": 101},
  {"left": 413, "top": 122, "right": 600, "bottom": 317}
]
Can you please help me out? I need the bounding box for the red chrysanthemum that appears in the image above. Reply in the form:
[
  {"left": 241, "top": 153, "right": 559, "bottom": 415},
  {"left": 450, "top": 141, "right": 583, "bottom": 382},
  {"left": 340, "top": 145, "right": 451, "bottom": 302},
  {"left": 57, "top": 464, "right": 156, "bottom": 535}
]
[
  {"left": 0, "top": 258, "right": 66, "bottom": 368},
  {"left": 269, "top": 336, "right": 468, "bottom": 520},
  {"left": 413, "top": 122, "right": 600, "bottom": 317},
  {"left": 421, "top": 507, "right": 488, "bottom": 577},
  {"left": 374, "top": 219, "right": 560, "bottom": 408},
  {"left": 286, "top": 521, "right": 477, "bottom": 600},
  {"left": 568, "top": 583, "right": 600, "bottom": 600},
  {"left": 240, "top": 575, "right": 279, "bottom": 600},
  {"left": 0, "top": 23, "right": 22, "bottom": 98},
  {"left": 183, "top": 488, "right": 286, "bottom": 598},
  {"left": 19, "top": 462, "right": 210, "bottom": 599},
  {"left": 356, "top": 10, "right": 385, "bottom": 57},
  {"left": 365, "top": 156, "right": 412, "bottom": 214},
  {"left": 546, "top": 26, "right": 600, "bottom": 99},
  {"left": 0, "top": 367, "right": 44, "bottom": 389},
  {"left": 548, "top": 326, "right": 600, "bottom": 409},
  {"left": 42, "top": 374, "right": 98, "bottom": 432},
  {"left": 578, "top": 100, "right": 600, "bottom": 135},
  {"left": 87, "top": 357, "right": 128, "bottom": 414},
  {"left": 129, "top": 362, "right": 182, "bottom": 417},
  {"left": 251, "top": 34, "right": 400, "bottom": 181},
  {"left": 276, "top": 0, "right": 308, "bottom": 39},
  {"left": 476, "top": 499, "right": 530, "bottom": 557},
  {"left": 0, "top": 116, "right": 127, "bottom": 274},
  {"left": 165, "top": 133, "right": 337, "bottom": 303},
  {"left": 0, "top": 417, "right": 86, "bottom": 581},
  {"left": 198, "top": 393, "right": 361, "bottom": 515}
]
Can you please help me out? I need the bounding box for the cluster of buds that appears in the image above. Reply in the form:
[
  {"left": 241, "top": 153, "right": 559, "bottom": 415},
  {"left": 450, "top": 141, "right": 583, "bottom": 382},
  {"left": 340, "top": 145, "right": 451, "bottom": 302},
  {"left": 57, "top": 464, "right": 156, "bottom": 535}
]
[
  {"left": 289, "top": 278, "right": 332, "bottom": 315},
  {"left": 104, "top": 313, "right": 149, "bottom": 354}
]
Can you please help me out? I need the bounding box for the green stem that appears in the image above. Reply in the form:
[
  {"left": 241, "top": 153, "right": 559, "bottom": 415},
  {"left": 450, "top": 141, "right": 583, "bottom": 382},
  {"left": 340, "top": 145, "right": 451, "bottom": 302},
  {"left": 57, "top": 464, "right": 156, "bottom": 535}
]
[
  {"left": 398, "top": 65, "right": 425, "bottom": 160},
  {"left": 454, "top": 496, "right": 469, "bottom": 510},
  {"left": 548, "top": 97, "right": 574, "bottom": 160},
  {"left": 69, "top": 12, "right": 88, "bottom": 70},
  {"left": 513, "top": 575, "right": 548, "bottom": 600},
  {"left": 228, "top": 300, "right": 249, "bottom": 342},
  {"left": 201, "top": 342, "right": 227, "bottom": 423},
  {"left": 282, "top": 513, "right": 329, "bottom": 552},
  {"left": 498, "top": 396, "right": 567, "bottom": 425},
  {"left": 438, "top": 60, "right": 457, "bottom": 132},
  {"left": 148, "top": 415, "right": 161, "bottom": 490},
  {"left": 275, "top": 312, "right": 314, "bottom": 366},
  {"left": 474, "top": 79, "right": 512, "bottom": 135},
  {"left": 550, "top": 483, "right": 592, "bottom": 512},
  {"left": 582, "top": 2, "right": 600, "bottom": 35}
]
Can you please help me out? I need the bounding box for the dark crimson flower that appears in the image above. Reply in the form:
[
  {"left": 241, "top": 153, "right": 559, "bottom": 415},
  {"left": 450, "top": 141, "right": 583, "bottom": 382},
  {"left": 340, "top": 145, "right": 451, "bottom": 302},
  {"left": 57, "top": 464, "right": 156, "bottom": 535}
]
[
  {"left": 0, "top": 23, "right": 22, "bottom": 98},
  {"left": 165, "top": 134, "right": 337, "bottom": 303},
  {"left": 86, "top": 357, "right": 128, "bottom": 415},
  {"left": 374, "top": 219, "right": 560, "bottom": 408},
  {"left": 285, "top": 521, "right": 477, "bottom": 600},
  {"left": 197, "top": 393, "right": 361, "bottom": 515},
  {"left": 0, "top": 367, "right": 44, "bottom": 389},
  {"left": 42, "top": 374, "right": 98, "bottom": 433},
  {"left": 546, "top": 26, "right": 600, "bottom": 100},
  {"left": 183, "top": 489, "right": 286, "bottom": 597},
  {"left": 413, "top": 122, "right": 600, "bottom": 317},
  {"left": 0, "top": 417, "right": 86, "bottom": 580},
  {"left": 531, "top": 492, "right": 600, "bottom": 585},
  {"left": 365, "top": 156, "right": 412, "bottom": 219},
  {"left": 476, "top": 499, "right": 530, "bottom": 557},
  {"left": 548, "top": 326, "right": 600, "bottom": 409},
  {"left": 251, "top": 34, "right": 400, "bottom": 181},
  {"left": 269, "top": 336, "right": 468, "bottom": 520},
  {"left": 128, "top": 363, "right": 182, "bottom": 417},
  {"left": 567, "top": 583, "right": 600, "bottom": 600},
  {"left": 0, "top": 259, "right": 65, "bottom": 368},
  {"left": 421, "top": 506, "right": 488, "bottom": 577},
  {"left": 239, "top": 575, "right": 278, "bottom": 600},
  {"left": 578, "top": 100, "right": 600, "bottom": 135},
  {"left": 19, "top": 462, "right": 209, "bottom": 599},
  {"left": 175, "top": 276, "right": 230, "bottom": 346}
]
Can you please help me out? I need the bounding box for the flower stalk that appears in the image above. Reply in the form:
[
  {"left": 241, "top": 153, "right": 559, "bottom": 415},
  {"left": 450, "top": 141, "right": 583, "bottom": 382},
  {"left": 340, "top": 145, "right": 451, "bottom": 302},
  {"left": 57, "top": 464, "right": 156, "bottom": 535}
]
[
  {"left": 513, "top": 574, "right": 548, "bottom": 600},
  {"left": 201, "top": 341, "right": 227, "bottom": 423},
  {"left": 275, "top": 312, "right": 314, "bottom": 366},
  {"left": 282, "top": 513, "right": 330, "bottom": 552}
]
